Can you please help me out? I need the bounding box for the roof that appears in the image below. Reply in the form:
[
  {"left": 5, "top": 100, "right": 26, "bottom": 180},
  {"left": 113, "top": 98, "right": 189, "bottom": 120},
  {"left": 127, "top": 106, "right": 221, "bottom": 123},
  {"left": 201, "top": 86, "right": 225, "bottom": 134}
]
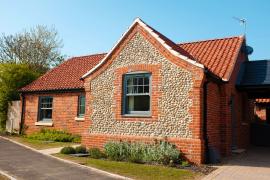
[
  {"left": 20, "top": 53, "right": 106, "bottom": 92},
  {"left": 21, "top": 18, "right": 245, "bottom": 92},
  {"left": 178, "top": 36, "right": 244, "bottom": 81},
  {"left": 237, "top": 60, "right": 270, "bottom": 87},
  {"left": 81, "top": 18, "right": 204, "bottom": 79}
]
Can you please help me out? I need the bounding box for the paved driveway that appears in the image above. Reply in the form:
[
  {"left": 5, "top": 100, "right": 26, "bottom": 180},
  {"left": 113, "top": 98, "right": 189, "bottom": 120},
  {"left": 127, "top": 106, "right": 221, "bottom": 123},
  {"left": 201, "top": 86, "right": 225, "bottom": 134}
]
[
  {"left": 0, "top": 137, "right": 120, "bottom": 180},
  {"left": 204, "top": 146, "right": 270, "bottom": 180}
]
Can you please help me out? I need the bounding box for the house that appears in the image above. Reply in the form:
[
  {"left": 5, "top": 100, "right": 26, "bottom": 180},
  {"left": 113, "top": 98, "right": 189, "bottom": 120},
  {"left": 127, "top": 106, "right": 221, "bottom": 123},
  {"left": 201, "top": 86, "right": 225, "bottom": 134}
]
[{"left": 19, "top": 18, "right": 255, "bottom": 164}]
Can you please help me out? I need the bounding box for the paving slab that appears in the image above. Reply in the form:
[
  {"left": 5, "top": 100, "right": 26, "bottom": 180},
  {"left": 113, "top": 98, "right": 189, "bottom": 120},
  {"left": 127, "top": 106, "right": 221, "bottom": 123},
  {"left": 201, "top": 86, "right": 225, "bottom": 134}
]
[
  {"left": 38, "top": 144, "right": 79, "bottom": 155},
  {"left": 0, "top": 137, "right": 125, "bottom": 180},
  {"left": 203, "top": 146, "right": 270, "bottom": 180}
]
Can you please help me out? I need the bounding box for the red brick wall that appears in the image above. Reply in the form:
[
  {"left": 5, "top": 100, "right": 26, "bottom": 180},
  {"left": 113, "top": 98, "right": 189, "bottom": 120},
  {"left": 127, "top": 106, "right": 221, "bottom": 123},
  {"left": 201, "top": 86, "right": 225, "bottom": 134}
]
[
  {"left": 23, "top": 92, "right": 90, "bottom": 135},
  {"left": 218, "top": 51, "right": 252, "bottom": 156},
  {"left": 206, "top": 82, "right": 221, "bottom": 154}
]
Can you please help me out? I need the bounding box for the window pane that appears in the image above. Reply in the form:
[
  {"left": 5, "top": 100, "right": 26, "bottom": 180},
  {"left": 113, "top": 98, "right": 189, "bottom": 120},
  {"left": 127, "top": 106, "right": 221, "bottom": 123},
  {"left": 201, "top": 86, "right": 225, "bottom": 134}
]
[
  {"left": 41, "top": 97, "right": 52, "bottom": 108},
  {"left": 78, "top": 95, "right": 85, "bottom": 117},
  {"left": 127, "top": 86, "right": 132, "bottom": 94},
  {"left": 127, "top": 95, "right": 150, "bottom": 112},
  {"left": 41, "top": 109, "right": 52, "bottom": 120},
  {"left": 127, "top": 78, "right": 132, "bottom": 86},
  {"left": 138, "top": 86, "right": 143, "bottom": 93},
  {"left": 138, "top": 77, "right": 143, "bottom": 85},
  {"left": 80, "top": 96, "right": 85, "bottom": 106},
  {"left": 124, "top": 73, "right": 151, "bottom": 115},
  {"left": 144, "top": 77, "right": 149, "bottom": 85},
  {"left": 144, "top": 86, "right": 149, "bottom": 93},
  {"left": 134, "top": 78, "right": 138, "bottom": 85},
  {"left": 39, "top": 97, "right": 53, "bottom": 121}
]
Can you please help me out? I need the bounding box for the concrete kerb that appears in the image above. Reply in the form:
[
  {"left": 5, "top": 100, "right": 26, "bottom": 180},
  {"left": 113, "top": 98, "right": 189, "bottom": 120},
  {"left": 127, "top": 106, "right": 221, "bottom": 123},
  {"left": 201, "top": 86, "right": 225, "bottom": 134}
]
[{"left": 0, "top": 136, "right": 131, "bottom": 180}]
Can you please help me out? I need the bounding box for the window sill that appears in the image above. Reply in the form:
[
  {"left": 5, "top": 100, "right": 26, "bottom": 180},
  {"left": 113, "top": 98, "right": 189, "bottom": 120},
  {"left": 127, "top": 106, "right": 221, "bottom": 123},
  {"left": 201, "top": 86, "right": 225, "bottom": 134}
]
[
  {"left": 35, "top": 121, "right": 53, "bottom": 126},
  {"left": 122, "top": 114, "right": 152, "bottom": 118},
  {"left": 75, "top": 117, "right": 85, "bottom": 121}
]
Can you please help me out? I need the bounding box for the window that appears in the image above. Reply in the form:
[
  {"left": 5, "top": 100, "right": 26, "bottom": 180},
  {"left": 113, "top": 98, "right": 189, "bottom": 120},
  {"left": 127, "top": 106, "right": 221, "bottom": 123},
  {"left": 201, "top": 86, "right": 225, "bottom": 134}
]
[
  {"left": 123, "top": 73, "right": 151, "bottom": 115},
  {"left": 78, "top": 95, "right": 85, "bottom": 117},
  {"left": 38, "top": 97, "right": 53, "bottom": 121}
]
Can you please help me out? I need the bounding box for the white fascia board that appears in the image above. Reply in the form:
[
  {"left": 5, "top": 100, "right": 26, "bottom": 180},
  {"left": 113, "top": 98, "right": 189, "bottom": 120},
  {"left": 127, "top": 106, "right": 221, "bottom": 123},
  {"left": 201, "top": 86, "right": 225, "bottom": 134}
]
[
  {"left": 136, "top": 19, "right": 204, "bottom": 68},
  {"left": 81, "top": 18, "right": 204, "bottom": 79}
]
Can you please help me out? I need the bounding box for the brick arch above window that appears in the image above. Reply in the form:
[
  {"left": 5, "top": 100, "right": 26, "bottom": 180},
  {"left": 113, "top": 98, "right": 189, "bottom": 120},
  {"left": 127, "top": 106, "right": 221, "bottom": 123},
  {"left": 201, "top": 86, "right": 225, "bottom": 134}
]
[{"left": 113, "top": 64, "right": 161, "bottom": 122}]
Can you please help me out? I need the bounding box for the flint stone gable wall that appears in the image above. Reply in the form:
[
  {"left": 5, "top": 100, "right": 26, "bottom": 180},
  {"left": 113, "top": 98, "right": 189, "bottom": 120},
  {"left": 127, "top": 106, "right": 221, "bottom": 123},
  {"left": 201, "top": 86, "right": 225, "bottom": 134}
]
[{"left": 89, "top": 33, "right": 194, "bottom": 138}]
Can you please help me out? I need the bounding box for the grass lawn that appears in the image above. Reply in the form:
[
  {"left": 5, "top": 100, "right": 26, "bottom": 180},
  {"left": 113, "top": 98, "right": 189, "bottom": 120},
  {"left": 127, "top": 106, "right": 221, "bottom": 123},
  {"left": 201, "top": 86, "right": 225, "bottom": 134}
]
[
  {"left": 6, "top": 136, "right": 78, "bottom": 150},
  {"left": 54, "top": 154, "right": 201, "bottom": 180}
]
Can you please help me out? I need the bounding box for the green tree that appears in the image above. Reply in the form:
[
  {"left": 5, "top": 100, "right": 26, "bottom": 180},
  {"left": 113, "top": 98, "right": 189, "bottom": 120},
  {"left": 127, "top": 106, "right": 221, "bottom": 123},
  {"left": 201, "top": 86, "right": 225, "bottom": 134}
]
[
  {"left": 0, "top": 63, "right": 40, "bottom": 130},
  {"left": 0, "top": 25, "right": 64, "bottom": 73}
]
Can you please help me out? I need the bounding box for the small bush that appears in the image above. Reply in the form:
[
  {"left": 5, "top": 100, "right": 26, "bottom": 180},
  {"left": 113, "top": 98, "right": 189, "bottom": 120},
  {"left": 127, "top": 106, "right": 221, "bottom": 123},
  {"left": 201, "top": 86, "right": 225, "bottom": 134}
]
[
  {"left": 75, "top": 145, "right": 87, "bottom": 154},
  {"left": 128, "top": 142, "right": 145, "bottom": 163},
  {"left": 60, "top": 146, "right": 76, "bottom": 154},
  {"left": 144, "top": 141, "right": 180, "bottom": 165},
  {"left": 104, "top": 140, "right": 181, "bottom": 165},
  {"left": 88, "top": 148, "right": 106, "bottom": 159},
  {"left": 104, "top": 141, "right": 130, "bottom": 161},
  {"left": 26, "top": 129, "right": 81, "bottom": 143},
  {"left": 181, "top": 161, "right": 190, "bottom": 167}
]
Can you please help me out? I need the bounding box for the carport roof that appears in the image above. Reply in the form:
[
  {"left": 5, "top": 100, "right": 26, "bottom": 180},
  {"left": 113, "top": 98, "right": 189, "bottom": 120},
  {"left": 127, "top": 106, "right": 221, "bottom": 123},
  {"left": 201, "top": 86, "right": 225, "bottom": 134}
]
[{"left": 237, "top": 60, "right": 270, "bottom": 87}]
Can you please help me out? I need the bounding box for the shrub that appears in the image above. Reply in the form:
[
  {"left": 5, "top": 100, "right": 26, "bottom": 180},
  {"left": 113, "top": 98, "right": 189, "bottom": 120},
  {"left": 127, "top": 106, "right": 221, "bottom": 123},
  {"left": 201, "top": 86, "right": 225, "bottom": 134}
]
[
  {"left": 181, "top": 161, "right": 190, "bottom": 167},
  {"left": 104, "top": 141, "right": 130, "bottom": 161},
  {"left": 143, "top": 141, "right": 180, "bottom": 165},
  {"left": 128, "top": 142, "right": 145, "bottom": 163},
  {"left": 104, "top": 140, "right": 181, "bottom": 165},
  {"left": 27, "top": 129, "right": 81, "bottom": 143},
  {"left": 60, "top": 146, "right": 76, "bottom": 154},
  {"left": 75, "top": 145, "right": 87, "bottom": 154},
  {"left": 88, "top": 148, "right": 106, "bottom": 159}
]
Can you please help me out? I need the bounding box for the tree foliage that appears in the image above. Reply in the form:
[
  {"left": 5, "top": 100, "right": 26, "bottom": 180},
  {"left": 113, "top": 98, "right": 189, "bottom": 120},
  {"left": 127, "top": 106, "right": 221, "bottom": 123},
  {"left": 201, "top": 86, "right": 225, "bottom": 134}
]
[
  {"left": 0, "top": 25, "right": 64, "bottom": 73},
  {"left": 0, "top": 63, "right": 40, "bottom": 130}
]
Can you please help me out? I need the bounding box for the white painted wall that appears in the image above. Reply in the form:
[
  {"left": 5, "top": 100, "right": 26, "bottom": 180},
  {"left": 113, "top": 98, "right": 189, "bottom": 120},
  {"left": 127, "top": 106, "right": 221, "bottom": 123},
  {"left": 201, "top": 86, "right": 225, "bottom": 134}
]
[{"left": 6, "top": 101, "right": 21, "bottom": 133}]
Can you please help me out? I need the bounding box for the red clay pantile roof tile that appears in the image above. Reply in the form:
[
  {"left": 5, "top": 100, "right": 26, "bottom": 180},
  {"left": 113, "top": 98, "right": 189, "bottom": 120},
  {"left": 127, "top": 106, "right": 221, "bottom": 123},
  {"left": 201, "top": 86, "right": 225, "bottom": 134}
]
[
  {"left": 20, "top": 35, "right": 244, "bottom": 92},
  {"left": 178, "top": 36, "right": 244, "bottom": 80},
  {"left": 20, "top": 53, "right": 106, "bottom": 92}
]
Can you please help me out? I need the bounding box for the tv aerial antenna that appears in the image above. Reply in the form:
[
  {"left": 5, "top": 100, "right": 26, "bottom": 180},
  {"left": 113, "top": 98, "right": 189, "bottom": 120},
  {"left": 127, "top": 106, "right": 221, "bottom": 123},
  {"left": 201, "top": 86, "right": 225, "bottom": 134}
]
[{"left": 233, "top": 16, "right": 247, "bottom": 35}]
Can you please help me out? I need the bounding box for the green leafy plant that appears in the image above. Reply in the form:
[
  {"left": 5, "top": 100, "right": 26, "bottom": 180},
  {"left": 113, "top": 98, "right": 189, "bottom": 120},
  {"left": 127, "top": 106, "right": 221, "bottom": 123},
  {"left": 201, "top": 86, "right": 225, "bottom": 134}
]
[
  {"left": 104, "top": 140, "right": 181, "bottom": 165},
  {"left": 60, "top": 146, "right": 76, "bottom": 154},
  {"left": 88, "top": 148, "right": 106, "bottom": 159},
  {"left": 128, "top": 142, "right": 145, "bottom": 163},
  {"left": 181, "top": 161, "right": 190, "bottom": 167},
  {"left": 26, "top": 129, "right": 81, "bottom": 143},
  {"left": 104, "top": 141, "right": 130, "bottom": 161},
  {"left": 75, "top": 145, "right": 87, "bottom": 154}
]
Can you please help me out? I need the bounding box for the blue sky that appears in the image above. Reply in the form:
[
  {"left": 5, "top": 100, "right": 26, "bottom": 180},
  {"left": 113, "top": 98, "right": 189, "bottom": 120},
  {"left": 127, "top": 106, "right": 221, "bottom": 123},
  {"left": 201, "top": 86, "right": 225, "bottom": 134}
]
[{"left": 0, "top": 0, "right": 269, "bottom": 60}]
